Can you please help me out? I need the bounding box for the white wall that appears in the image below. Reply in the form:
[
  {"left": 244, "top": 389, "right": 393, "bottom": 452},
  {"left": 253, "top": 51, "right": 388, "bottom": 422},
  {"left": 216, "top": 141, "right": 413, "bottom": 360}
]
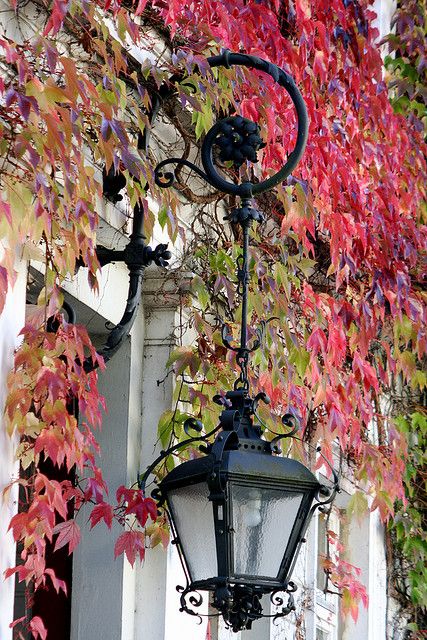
[{"left": 372, "top": 0, "right": 396, "bottom": 42}]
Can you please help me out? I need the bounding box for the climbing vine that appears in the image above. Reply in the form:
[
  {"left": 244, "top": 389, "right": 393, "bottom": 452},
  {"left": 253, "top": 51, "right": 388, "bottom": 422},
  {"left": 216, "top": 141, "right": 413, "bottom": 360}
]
[
  {"left": 0, "top": 0, "right": 425, "bottom": 638},
  {"left": 381, "top": 3, "right": 427, "bottom": 635}
]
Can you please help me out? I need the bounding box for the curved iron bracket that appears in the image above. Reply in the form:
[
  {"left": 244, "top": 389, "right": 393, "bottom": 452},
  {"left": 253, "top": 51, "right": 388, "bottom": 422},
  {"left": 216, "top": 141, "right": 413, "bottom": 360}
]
[
  {"left": 154, "top": 157, "right": 213, "bottom": 190},
  {"left": 269, "top": 413, "right": 301, "bottom": 449},
  {"left": 270, "top": 581, "right": 297, "bottom": 623},
  {"left": 154, "top": 50, "right": 308, "bottom": 197},
  {"left": 79, "top": 94, "right": 169, "bottom": 372},
  {"left": 176, "top": 584, "right": 206, "bottom": 624},
  {"left": 80, "top": 203, "right": 171, "bottom": 372},
  {"left": 137, "top": 418, "right": 221, "bottom": 495}
]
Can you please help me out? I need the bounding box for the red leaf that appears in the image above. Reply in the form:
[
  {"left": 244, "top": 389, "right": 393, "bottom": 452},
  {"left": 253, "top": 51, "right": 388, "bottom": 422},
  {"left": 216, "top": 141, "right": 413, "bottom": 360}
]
[
  {"left": 34, "top": 429, "right": 63, "bottom": 466},
  {"left": 89, "top": 502, "right": 114, "bottom": 529},
  {"left": 114, "top": 530, "right": 145, "bottom": 567},
  {"left": 43, "top": 0, "right": 70, "bottom": 36},
  {"left": 0, "top": 197, "right": 12, "bottom": 224},
  {"left": 28, "top": 616, "right": 47, "bottom": 640},
  {"left": 0, "top": 266, "right": 8, "bottom": 315},
  {"left": 4, "top": 566, "right": 20, "bottom": 580},
  {"left": 135, "top": 0, "right": 148, "bottom": 15},
  {"left": 116, "top": 486, "right": 157, "bottom": 527},
  {"left": 45, "top": 568, "right": 67, "bottom": 595},
  {"left": 145, "top": 498, "right": 158, "bottom": 522},
  {"left": 53, "top": 520, "right": 81, "bottom": 554},
  {"left": 9, "top": 616, "right": 26, "bottom": 629}
]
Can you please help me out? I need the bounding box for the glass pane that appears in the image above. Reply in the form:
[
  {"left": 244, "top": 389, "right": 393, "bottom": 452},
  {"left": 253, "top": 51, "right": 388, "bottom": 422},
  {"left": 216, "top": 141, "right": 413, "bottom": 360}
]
[
  {"left": 167, "top": 482, "right": 217, "bottom": 582},
  {"left": 231, "top": 484, "right": 303, "bottom": 579}
]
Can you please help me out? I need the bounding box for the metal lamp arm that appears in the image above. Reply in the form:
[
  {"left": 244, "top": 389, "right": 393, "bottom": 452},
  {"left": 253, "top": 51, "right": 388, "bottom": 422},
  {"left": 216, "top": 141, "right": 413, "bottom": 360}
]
[{"left": 138, "top": 423, "right": 221, "bottom": 494}]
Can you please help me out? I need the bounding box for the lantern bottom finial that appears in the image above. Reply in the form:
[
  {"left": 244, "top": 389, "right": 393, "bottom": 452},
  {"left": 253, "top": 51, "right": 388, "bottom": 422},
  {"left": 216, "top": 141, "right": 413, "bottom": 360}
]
[{"left": 213, "top": 584, "right": 264, "bottom": 632}]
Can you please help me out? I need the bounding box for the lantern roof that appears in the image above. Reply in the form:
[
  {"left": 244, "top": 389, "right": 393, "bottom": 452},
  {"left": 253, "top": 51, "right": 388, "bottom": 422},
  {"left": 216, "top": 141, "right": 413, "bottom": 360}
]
[{"left": 160, "top": 448, "right": 321, "bottom": 492}]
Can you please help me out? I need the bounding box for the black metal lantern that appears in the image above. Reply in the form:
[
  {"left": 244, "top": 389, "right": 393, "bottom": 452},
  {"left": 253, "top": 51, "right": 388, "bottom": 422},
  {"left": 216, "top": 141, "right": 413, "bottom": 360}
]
[
  {"left": 139, "top": 50, "right": 339, "bottom": 632},
  {"left": 156, "top": 390, "right": 337, "bottom": 632}
]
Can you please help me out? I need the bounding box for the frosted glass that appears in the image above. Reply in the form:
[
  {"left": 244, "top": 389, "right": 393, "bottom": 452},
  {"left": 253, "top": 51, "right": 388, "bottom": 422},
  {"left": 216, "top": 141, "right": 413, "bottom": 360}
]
[
  {"left": 231, "top": 484, "right": 303, "bottom": 578},
  {"left": 167, "top": 482, "right": 217, "bottom": 582}
]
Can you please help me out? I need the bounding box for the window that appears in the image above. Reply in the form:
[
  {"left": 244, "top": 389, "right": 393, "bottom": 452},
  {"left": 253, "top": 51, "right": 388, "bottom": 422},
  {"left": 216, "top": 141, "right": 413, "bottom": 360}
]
[
  {"left": 316, "top": 627, "right": 332, "bottom": 640},
  {"left": 315, "top": 509, "right": 342, "bottom": 640}
]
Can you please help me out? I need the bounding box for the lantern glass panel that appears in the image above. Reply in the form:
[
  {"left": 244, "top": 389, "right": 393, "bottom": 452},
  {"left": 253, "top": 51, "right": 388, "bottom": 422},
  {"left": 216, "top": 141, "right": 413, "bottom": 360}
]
[
  {"left": 167, "top": 482, "right": 217, "bottom": 582},
  {"left": 231, "top": 484, "right": 303, "bottom": 578}
]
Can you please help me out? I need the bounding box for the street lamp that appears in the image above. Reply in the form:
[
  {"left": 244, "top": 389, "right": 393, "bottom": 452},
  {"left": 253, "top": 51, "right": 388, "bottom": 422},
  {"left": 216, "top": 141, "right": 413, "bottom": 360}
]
[{"left": 140, "top": 51, "right": 339, "bottom": 632}]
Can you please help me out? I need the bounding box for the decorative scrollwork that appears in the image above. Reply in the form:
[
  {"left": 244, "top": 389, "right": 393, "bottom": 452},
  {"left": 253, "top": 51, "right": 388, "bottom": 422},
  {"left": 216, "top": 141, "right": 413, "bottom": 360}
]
[
  {"left": 137, "top": 422, "right": 221, "bottom": 493},
  {"left": 221, "top": 319, "right": 271, "bottom": 354},
  {"left": 214, "top": 584, "right": 264, "bottom": 632},
  {"left": 177, "top": 584, "right": 204, "bottom": 624},
  {"left": 154, "top": 50, "right": 308, "bottom": 199},
  {"left": 200, "top": 50, "right": 308, "bottom": 197},
  {"left": 183, "top": 416, "right": 204, "bottom": 436},
  {"left": 269, "top": 413, "right": 301, "bottom": 450},
  {"left": 270, "top": 582, "right": 297, "bottom": 623},
  {"left": 154, "top": 157, "right": 213, "bottom": 189}
]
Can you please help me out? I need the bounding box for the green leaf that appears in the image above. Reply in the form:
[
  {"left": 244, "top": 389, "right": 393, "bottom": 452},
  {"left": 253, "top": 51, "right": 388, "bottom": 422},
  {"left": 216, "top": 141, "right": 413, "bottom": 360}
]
[
  {"left": 157, "top": 410, "right": 174, "bottom": 448},
  {"left": 192, "top": 276, "right": 210, "bottom": 311},
  {"left": 411, "top": 369, "right": 426, "bottom": 390},
  {"left": 347, "top": 491, "right": 368, "bottom": 523},
  {"left": 166, "top": 346, "right": 200, "bottom": 377},
  {"left": 158, "top": 206, "right": 168, "bottom": 230},
  {"left": 289, "top": 346, "right": 309, "bottom": 378}
]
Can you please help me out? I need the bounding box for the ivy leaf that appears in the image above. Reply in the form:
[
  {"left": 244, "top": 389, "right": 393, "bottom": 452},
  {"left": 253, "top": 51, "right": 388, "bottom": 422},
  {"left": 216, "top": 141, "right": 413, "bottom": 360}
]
[
  {"left": 45, "top": 568, "right": 67, "bottom": 595},
  {"left": 157, "top": 410, "right": 174, "bottom": 448},
  {"left": 114, "top": 530, "right": 145, "bottom": 567},
  {"left": 0, "top": 197, "right": 12, "bottom": 225},
  {"left": 89, "top": 502, "right": 114, "bottom": 530},
  {"left": 28, "top": 616, "right": 47, "bottom": 640},
  {"left": 0, "top": 266, "right": 8, "bottom": 315},
  {"left": 346, "top": 491, "right": 368, "bottom": 524},
  {"left": 135, "top": 0, "right": 148, "bottom": 15},
  {"left": 101, "top": 118, "right": 112, "bottom": 141},
  {"left": 192, "top": 275, "right": 210, "bottom": 311},
  {"left": 53, "top": 520, "right": 81, "bottom": 554},
  {"left": 44, "top": 0, "right": 70, "bottom": 36},
  {"left": 167, "top": 346, "right": 200, "bottom": 377}
]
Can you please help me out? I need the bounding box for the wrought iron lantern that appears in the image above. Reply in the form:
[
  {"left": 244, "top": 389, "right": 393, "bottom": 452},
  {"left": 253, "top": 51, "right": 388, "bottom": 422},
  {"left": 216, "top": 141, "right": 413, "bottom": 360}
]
[{"left": 139, "top": 51, "right": 339, "bottom": 632}]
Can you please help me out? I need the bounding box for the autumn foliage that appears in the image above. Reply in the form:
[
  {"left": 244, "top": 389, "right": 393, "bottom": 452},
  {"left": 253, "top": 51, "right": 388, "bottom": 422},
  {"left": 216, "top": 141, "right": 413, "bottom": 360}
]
[{"left": 0, "top": 0, "right": 426, "bottom": 636}]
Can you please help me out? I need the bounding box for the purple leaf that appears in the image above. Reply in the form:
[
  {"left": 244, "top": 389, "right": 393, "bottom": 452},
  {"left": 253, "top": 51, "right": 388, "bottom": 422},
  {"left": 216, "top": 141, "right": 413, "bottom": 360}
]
[{"left": 101, "top": 118, "right": 111, "bottom": 141}]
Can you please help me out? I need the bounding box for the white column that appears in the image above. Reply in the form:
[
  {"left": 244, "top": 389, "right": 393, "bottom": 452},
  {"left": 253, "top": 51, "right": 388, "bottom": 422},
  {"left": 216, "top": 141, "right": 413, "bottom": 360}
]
[
  {"left": 134, "top": 297, "right": 175, "bottom": 640},
  {"left": 368, "top": 510, "right": 387, "bottom": 639},
  {"left": 135, "top": 270, "right": 205, "bottom": 640},
  {"left": 339, "top": 502, "right": 387, "bottom": 640},
  {"left": 0, "top": 262, "right": 27, "bottom": 640},
  {"left": 372, "top": 0, "right": 396, "bottom": 42},
  {"left": 71, "top": 335, "right": 137, "bottom": 640},
  {"left": 341, "top": 513, "right": 369, "bottom": 640}
]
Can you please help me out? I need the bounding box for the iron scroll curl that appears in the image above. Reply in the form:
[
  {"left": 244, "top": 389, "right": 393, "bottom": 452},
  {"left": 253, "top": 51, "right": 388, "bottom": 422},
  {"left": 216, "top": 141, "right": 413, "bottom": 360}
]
[
  {"left": 154, "top": 50, "right": 309, "bottom": 197},
  {"left": 204, "top": 51, "right": 309, "bottom": 196}
]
